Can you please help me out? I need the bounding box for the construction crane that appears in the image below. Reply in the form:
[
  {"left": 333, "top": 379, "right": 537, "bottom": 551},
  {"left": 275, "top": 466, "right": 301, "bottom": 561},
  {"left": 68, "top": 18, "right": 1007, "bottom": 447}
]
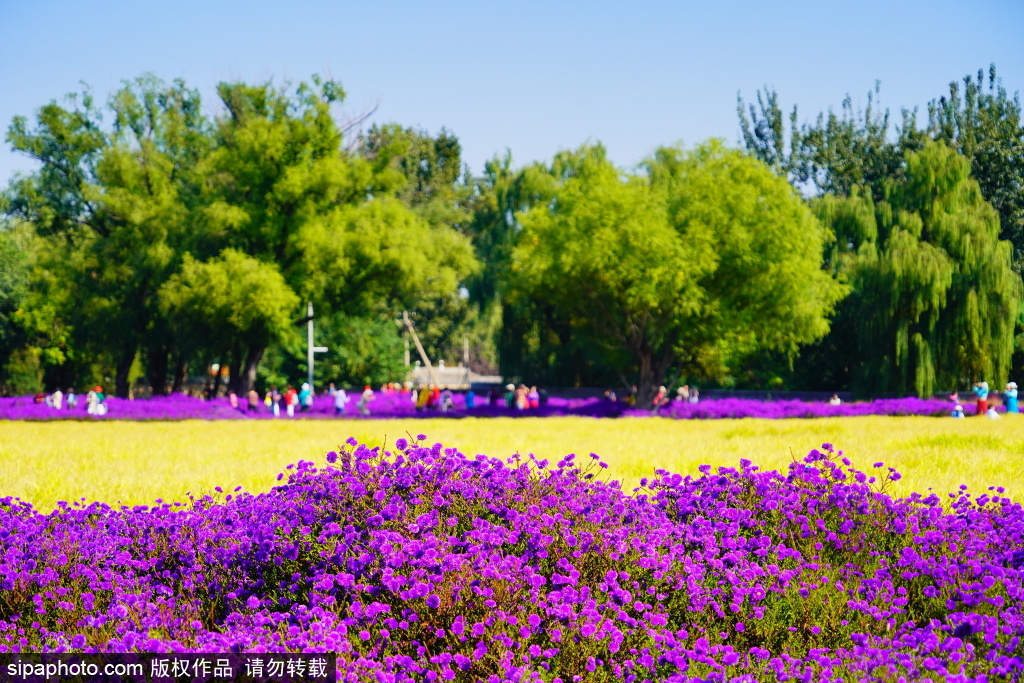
[{"left": 400, "top": 311, "right": 439, "bottom": 386}]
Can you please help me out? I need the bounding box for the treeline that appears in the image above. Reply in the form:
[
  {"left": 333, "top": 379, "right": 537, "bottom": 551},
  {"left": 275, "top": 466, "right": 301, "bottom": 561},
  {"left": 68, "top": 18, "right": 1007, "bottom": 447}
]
[
  {"left": 0, "top": 67, "right": 1021, "bottom": 406},
  {"left": 738, "top": 65, "right": 1024, "bottom": 396}
]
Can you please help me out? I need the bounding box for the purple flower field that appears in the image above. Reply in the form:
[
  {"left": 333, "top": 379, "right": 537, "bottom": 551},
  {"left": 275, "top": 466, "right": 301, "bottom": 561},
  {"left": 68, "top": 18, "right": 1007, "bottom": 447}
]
[
  {"left": 625, "top": 397, "right": 982, "bottom": 420},
  {"left": 1, "top": 437, "right": 1021, "bottom": 681},
  {"left": 0, "top": 393, "right": 969, "bottom": 421}
]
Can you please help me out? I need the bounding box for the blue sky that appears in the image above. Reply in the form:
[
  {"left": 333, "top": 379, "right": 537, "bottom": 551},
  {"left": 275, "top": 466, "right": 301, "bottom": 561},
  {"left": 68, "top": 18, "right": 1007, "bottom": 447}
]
[{"left": 1, "top": 0, "right": 1022, "bottom": 186}]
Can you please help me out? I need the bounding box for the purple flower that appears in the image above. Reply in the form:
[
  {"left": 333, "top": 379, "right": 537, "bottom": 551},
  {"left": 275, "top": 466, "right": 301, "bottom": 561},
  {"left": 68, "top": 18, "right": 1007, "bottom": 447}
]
[
  {"left": 1, "top": 432, "right": 1019, "bottom": 680},
  {"left": 953, "top": 623, "right": 973, "bottom": 639}
]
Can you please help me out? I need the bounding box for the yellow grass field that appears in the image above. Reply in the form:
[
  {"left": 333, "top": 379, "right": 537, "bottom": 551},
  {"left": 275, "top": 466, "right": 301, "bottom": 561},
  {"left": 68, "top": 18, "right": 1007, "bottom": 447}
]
[{"left": 1, "top": 415, "right": 1022, "bottom": 511}]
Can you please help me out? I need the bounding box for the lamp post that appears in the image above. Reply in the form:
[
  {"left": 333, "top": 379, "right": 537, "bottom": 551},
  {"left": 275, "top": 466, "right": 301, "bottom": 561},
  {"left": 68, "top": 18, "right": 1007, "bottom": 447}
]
[{"left": 307, "top": 301, "right": 328, "bottom": 390}]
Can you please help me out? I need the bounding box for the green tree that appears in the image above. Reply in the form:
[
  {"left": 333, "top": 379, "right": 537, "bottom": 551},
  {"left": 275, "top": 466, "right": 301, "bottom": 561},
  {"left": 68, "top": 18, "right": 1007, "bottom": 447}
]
[
  {"left": 4, "top": 85, "right": 112, "bottom": 393},
  {"left": 357, "top": 124, "right": 493, "bottom": 369},
  {"left": 4, "top": 75, "right": 209, "bottom": 396},
  {"left": 738, "top": 65, "right": 1024, "bottom": 262},
  {"left": 0, "top": 230, "right": 28, "bottom": 362},
  {"left": 107, "top": 75, "right": 212, "bottom": 394},
  {"left": 0, "top": 228, "right": 35, "bottom": 394},
  {"left": 468, "top": 150, "right": 610, "bottom": 387},
  {"left": 359, "top": 124, "right": 465, "bottom": 218},
  {"left": 5, "top": 75, "right": 476, "bottom": 396},
  {"left": 4, "top": 89, "right": 107, "bottom": 240},
  {"left": 817, "top": 142, "right": 1021, "bottom": 396},
  {"left": 510, "top": 142, "right": 842, "bottom": 405},
  {"left": 647, "top": 141, "right": 846, "bottom": 384},
  {"left": 259, "top": 311, "right": 407, "bottom": 390},
  {"left": 196, "top": 78, "right": 475, "bottom": 393},
  {"left": 158, "top": 249, "right": 300, "bottom": 394},
  {"left": 511, "top": 146, "right": 695, "bottom": 400},
  {"left": 738, "top": 81, "right": 912, "bottom": 200},
  {"left": 925, "top": 65, "right": 1024, "bottom": 261}
]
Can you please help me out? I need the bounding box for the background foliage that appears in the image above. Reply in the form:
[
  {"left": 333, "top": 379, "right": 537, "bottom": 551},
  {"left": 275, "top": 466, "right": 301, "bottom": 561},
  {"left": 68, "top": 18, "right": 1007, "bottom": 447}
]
[{"left": 2, "top": 66, "right": 1022, "bottom": 403}]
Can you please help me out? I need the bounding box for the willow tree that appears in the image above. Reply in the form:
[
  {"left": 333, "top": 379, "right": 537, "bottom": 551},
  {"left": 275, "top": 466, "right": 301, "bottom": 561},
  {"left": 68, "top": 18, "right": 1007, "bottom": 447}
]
[
  {"left": 818, "top": 141, "right": 1021, "bottom": 396},
  {"left": 925, "top": 65, "right": 1024, "bottom": 261}
]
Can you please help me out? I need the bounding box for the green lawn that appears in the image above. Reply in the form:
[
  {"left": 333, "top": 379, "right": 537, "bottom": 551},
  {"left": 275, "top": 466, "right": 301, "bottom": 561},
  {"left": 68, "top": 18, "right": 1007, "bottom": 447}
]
[{"left": 2, "top": 415, "right": 1021, "bottom": 511}]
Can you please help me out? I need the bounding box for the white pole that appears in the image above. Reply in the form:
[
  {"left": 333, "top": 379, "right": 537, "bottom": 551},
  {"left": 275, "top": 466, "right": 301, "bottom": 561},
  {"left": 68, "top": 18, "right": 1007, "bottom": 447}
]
[{"left": 307, "top": 301, "right": 314, "bottom": 390}]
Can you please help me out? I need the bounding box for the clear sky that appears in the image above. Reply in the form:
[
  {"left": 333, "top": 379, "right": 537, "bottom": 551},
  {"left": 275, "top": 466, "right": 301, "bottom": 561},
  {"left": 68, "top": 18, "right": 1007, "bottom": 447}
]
[{"left": 1, "top": 0, "right": 1022, "bottom": 186}]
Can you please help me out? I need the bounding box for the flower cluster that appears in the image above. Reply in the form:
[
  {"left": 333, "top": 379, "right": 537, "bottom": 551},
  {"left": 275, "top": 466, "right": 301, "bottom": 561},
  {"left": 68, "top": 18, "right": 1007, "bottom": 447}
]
[
  {"left": 1, "top": 438, "right": 1021, "bottom": 682},
  {"left": 0, "top": 393, "right": 965, "bottom": 421}
]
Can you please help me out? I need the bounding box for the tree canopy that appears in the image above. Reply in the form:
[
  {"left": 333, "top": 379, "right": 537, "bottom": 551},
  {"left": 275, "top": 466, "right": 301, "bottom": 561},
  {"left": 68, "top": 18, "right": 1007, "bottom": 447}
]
[
  {"left": 738, "top": 65, "right": 1024, "bottom": 263},
  {"left": 2, "top": 74, "right": 475, "bottom": 396},
  {"left": 816, "top": 142, "right": 1021, "bottom": 396},
  {"left": 510, "top": 142, "right": 843, "bottom": 404},
  {"left": 2, "top": 66, "right": 1021, "bottom": 401},
  {"left": 740, "top": 67, "right": 1024, "bottom": 394}
]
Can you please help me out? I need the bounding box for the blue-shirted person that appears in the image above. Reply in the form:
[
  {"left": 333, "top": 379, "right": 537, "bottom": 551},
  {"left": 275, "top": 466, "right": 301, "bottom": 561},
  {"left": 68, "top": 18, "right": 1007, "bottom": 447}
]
[
  {"left": 299, "top": 382, "right": 313, "bottom": 412},
  {"left": 1005, "top": 382, "right": 1018, "bottom": 414}
]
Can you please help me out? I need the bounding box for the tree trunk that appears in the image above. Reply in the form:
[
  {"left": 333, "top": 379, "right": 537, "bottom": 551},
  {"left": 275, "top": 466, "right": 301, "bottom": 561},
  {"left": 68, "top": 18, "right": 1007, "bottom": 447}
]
[
  {"left": 202, "top": 357, "right": 213, "bottom": 398},
  {"left": 635, "top": 349, "right": 658, "bottom": 409},
  {"left": 229, "top": 345, "right": 245, "bottom": 395},
  {"left": 634, "top": 341, "right": 675, "bottom": 410},
  {"left": 115, "top": 344, "right": 137, "bottom": 398},
  {"left": 148, "top": 345, "right": 169, "bottom": 396},
  {"left": 49, "top": 363, "right": 73, "bottom": 395},
  {"left": 171, "top": 357, "right": 188, "bottom": 393},
  {"left": 237, "top": 345, "right": 266, "bottom": 396},
  {"left": 210, "top": 364, "right": 223, "bottom": 399}
]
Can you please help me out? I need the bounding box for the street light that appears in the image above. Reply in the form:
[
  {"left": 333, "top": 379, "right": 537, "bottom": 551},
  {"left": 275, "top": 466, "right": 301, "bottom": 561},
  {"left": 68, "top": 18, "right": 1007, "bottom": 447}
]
[{"left": 306, "top": 301, "right": 328, "bottom": 390}]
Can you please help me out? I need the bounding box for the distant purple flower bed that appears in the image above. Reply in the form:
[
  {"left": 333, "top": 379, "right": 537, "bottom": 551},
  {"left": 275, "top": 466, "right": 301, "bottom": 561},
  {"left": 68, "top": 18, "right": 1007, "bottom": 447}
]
[
  {"left": 0, "top": 394, "right": 245, "bottom": 421},
  {"left": 629, "top": 396, "right": 972, "bottom": 420},
  {"left": 2, "top": 437, "right": 1022, "bottom": 681},
  {"left": 0, "top": 393, "right": 969, "bottom": 421}
]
